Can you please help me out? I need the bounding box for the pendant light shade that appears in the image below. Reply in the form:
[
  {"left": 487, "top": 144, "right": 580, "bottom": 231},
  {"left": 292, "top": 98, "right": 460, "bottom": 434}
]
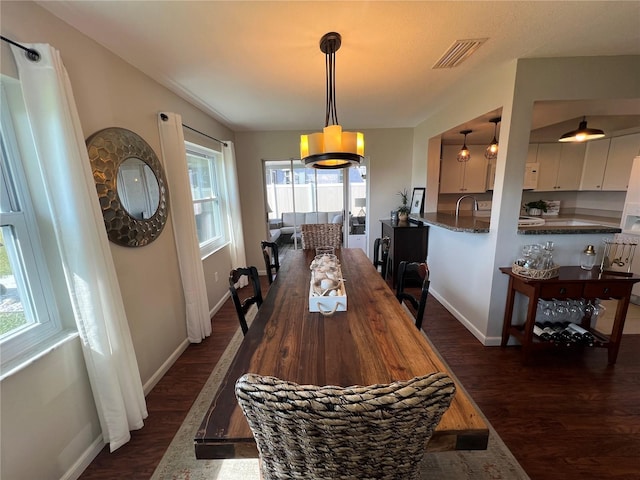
[
  {"left": 300, "top": 32, "right": 364, "bottom": 169},
  {"left": 484, "top": 117, "right": 501, "bottom": 160},
  {"left": 558, "top": 116, "right": 605, "bottom": 143},
  {"left": 457, "top": 130, "right": 472, "bottom": 162}
]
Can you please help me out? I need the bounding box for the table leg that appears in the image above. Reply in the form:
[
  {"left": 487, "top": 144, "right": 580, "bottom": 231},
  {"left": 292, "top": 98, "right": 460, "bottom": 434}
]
[
  {"left": 501, "top": 277, "right": 516, "bottom": 347},
  {"left": 608, "top": 294, "right": 632, "bottom": 365},
  {"left": 520, "top": 291, "right": 540, "bottom": 365}
]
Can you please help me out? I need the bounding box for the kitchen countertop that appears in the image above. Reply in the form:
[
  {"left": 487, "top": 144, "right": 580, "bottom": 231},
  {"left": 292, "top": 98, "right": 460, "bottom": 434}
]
[{"left": 414, "top": 213, "right": 622, "bottom": 235}]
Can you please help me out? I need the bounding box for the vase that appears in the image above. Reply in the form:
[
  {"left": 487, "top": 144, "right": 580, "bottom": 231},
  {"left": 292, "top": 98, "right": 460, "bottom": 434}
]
[
  {"left": 527, "top": 208, "right": 542, "bottom": 216},
  {"left": 398, "top": 212, "right": 409, "bottom": 222}
]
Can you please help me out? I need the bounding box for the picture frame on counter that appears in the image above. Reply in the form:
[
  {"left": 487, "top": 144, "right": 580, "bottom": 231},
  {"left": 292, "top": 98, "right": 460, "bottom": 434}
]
[{"left": 410, "top": 187, "right": 425, "bottom": 214}]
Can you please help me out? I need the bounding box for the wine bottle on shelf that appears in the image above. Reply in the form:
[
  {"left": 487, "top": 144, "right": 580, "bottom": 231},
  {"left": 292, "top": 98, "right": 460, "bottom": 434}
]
[
  {"left": 565, "top": 322, "right": 596, "bottom": 347},
  {"left": 533, "top": 322, "right": 552, "bottom": 341},
  {"left": 540, "top": 322, "right": 558, "bottom": 342}
]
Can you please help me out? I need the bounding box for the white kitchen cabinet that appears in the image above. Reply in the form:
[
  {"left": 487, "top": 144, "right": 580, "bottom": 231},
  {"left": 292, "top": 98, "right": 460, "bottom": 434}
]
[
  {"left": 580, "top": 133, "right": 640, "bottom": 191},
  {"left": 440, "top": 145, "right": 488, "bottom": 193},
  {"left": 602, "top": 133, "right": 640, "bottom": 190},
  {"left": 534, "top": 143, "right": 585, "bottom": 191},
  {"left": 580, "top": 137, "right": 610, "bottom": 190}
]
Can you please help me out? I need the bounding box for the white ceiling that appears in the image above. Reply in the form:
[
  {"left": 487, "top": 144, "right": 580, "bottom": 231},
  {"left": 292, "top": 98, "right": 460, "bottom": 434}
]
[{"left": 37, "top": 1, "right": 640, "bottom": 143}]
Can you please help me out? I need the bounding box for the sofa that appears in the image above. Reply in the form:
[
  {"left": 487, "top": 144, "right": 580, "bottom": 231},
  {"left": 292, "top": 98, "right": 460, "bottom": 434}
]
[{"left": 271, "top": 211, "right": 343, "bottom": 243}]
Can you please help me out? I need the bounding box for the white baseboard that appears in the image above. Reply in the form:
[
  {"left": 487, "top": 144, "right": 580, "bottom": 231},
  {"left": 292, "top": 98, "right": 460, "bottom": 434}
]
[
  {"left": 428, "top": 288, "right": 497, "bottom": 346},
  {"left": 143, "top": 338, "right": 190, "bottom": 395},
  {"left": 61, "top": 435, "right": 105, "bottom": 480},
  {"left": 64, "top": 291, "right": 234, "bottom": 479},
  {"left": 210, "top": 290, "right": 230, "bottom": 318}
]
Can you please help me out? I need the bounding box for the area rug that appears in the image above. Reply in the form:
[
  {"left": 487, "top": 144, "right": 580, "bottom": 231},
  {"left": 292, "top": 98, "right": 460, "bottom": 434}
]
[{"left": 151, "top": 320, "right": 530, "bottom": 480}]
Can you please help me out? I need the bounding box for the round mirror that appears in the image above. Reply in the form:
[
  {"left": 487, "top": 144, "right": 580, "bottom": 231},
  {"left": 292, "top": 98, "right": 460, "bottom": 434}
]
[{"left": 86, "top": 127, "right": 169, "bottom": 247}]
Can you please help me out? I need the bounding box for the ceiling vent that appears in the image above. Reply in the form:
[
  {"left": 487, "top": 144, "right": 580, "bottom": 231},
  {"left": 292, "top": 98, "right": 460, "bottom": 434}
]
[{"left": 432, "top": 38, "right": 488, "bottom": 69}]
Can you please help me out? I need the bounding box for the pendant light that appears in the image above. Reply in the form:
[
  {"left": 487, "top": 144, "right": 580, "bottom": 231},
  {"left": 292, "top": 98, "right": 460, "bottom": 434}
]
[
  {"left": 300, "top": 32, "right": 364, "bottom": 169},
  {"left": 457, "top": 130, "right": 472, "bottom": 162},
  {"left": 484, "top": 117, "right": 501, "bottom": 160},
  {"left": 558, "top": 116, "right": 605, "bottom": 143}
]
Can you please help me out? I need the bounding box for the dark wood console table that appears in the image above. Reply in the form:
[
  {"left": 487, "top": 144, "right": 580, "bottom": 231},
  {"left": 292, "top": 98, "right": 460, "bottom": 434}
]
[
  {"left": 381, "top": 219, "right": 429, "bottom": 286},
  {"left": 500, "top": 266, "right": 640, "bottom": 365}
]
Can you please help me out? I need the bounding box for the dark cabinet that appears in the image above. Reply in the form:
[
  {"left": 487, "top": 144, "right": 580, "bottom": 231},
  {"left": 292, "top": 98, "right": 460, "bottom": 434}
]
[{"left": 381, "top": 220, "right": 429, "bottom": 286}]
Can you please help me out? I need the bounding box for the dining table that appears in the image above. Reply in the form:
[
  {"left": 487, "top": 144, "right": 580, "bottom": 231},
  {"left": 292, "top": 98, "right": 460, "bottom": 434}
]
[{"left": 194, "top": 247, "right": 489, "bottom": 459}]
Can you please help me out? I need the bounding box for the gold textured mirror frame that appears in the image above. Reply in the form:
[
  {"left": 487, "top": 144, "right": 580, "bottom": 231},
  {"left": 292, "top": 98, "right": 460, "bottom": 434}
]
[{"left": 86, "top": 127, "right": 169, "bottom": 247}]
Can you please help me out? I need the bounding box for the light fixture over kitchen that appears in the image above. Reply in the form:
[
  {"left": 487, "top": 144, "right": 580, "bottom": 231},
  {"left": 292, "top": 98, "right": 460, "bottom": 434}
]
[
  {"left": 558, "top": 116, "right": 605, "bottom": 143},
  {"left": 457, "top": 130, "right": 472, "bottom": 162},
  {"left": 300, "top": 32, "right": 364, "bottom": 169},
  {"left": 484, "top": 117, "right": 501, "bottom": 160}
]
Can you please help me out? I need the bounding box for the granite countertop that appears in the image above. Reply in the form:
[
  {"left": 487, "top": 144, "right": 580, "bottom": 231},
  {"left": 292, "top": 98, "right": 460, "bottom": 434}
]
[{"left": 414, "top": 213, "right": 622, "bottom": 235}]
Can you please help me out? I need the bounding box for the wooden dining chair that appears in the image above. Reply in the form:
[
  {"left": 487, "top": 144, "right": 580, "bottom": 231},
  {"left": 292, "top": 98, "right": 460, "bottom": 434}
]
[
  {"left": 373, "top": 236, "right": 391, "bottom": 279},
  {"left": 300, "top": 223, "right": 342, "bottom": 250},
  {"left": 396, "top": 261, "right": 430, "bottom": 330},
  {"left": 260, "top": 241, "right": 280, "bottom": 285},
  {"left": 229, "top": 266, "right": 263, "bottom": 335},
  {"left": 235, "top": 372, "right": 455, "bottom": 480}
]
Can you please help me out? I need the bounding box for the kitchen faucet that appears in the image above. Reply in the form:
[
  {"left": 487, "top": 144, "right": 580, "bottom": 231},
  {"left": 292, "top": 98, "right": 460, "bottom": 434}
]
[{"left": 455, "top": 195, "right": 478, "bottom": 217}]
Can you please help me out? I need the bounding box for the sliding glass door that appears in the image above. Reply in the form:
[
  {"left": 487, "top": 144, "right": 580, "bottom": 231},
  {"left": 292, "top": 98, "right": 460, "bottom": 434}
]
[{"left": 263, "top": 159, "right": 369, "bottom": 253}]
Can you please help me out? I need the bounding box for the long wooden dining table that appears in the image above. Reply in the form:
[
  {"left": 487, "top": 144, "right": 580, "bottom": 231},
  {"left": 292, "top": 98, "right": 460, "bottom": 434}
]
[{"left": 195, "top": 248, "right": 489, "bottom": 459}]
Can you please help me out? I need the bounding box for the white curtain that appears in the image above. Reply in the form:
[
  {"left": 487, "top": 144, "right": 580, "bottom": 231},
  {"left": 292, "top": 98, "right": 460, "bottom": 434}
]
[
  {"left": 223, "top": 141, "right": 248, "bottom": 282},
  {"left": 157, "top": 112, "right": 212, "bottom": 342},
  {"left": 11, "top": 44, "right": 147, "bottom": 452}
]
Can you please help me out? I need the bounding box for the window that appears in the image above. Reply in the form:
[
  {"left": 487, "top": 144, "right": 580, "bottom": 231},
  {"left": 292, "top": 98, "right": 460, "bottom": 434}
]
[
  {"left": 185, "top": 142, "right": 230, "bottom": 257},
  {"left": 0, "top": 84, "right": 65, "bottom": 377}
]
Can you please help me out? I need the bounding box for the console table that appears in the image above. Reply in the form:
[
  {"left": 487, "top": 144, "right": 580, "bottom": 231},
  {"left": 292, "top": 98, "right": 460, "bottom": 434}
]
[
  {"left": 500, "top": 266, "right": 640, "bottom": 365},
  {"left": 381, "top": 219, "right": 429, "bottom": 286}
]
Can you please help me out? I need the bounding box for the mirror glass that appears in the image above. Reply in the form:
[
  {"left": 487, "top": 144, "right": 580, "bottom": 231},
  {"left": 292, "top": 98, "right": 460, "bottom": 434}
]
[
  {"left": 117, "top": 158, "right": 160, "bottom": 220},
  {"left": 86, "top": 127, "right": 169, "bottom": 247}
]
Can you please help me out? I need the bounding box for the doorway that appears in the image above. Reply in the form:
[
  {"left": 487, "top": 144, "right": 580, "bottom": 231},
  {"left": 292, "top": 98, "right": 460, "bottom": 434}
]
[{"left": 263, "top": 159, "right": 369, "bottom": 253}]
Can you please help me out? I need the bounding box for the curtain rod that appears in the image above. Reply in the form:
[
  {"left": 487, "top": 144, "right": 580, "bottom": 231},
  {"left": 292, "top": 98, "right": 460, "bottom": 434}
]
[
  {"left": 160, "top": 113, "right": 227, "bottom": 147},
  {"left": 1, "top": 36, "right": 40, "bottom": 61}
]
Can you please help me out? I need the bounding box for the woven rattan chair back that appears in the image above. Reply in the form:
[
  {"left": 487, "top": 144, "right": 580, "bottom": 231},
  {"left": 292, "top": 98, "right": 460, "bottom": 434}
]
[
  {"left": 373, "top": 236, "right": 391, "bottom": 280},
  {"left": 396, "top": 261, "right": 430, "bottom": 330},
  {"left": 261, "top": 241, "right": 280, "bottom": 285},
  {"left": 300, "top": 223, "right": 342, "bottom": 250},
  {"left": 229, "top": 266, "right": 263, "bottom": 335},
  {"left": 235, "top": 372, "right": 455, "bottom": 480}
]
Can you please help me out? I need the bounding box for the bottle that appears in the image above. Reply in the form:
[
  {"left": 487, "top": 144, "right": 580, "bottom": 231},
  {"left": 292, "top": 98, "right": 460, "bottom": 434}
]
[
  {"left": 565, "top": 322, "right": 596, "bottom": 347},
  {"left": 534, "top": 322, "right": 552, "bottom": 341},
  {"left": 581, "top": 245, "right": 597, "bottom": 270}
]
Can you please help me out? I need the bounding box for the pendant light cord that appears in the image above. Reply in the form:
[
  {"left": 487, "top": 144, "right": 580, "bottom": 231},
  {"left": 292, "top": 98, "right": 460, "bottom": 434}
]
[{"left": 325, "top": 38, "right": 339, "bottom": 127}]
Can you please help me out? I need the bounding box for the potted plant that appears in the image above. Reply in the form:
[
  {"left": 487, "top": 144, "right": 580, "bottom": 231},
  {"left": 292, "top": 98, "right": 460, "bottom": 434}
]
[
  {"left": 524, "top": 200, "right": 548, "bottom": 216},
  {"left": 397, "top": 189, "right": 410, "bottom": 222}
]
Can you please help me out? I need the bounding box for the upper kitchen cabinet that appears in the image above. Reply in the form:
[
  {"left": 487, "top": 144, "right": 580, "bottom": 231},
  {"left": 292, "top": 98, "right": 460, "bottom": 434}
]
[
  {"left": 603, "top": 133, "right": 640, "bottom": 190},
  {"left": 534, "top": 143, "right": 585, "bottom": 191},
  {"left": 580, "top": 133, "right": 640, "bottom": 191},
  {"left": 440, "top": 145, "right": 488, "bottom": 194},
  {"left": 580, "top": 138, "right": 610, "bottom": 190}
]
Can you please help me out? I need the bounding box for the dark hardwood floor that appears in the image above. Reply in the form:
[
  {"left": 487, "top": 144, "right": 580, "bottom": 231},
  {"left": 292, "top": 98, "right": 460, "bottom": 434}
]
[{"left": 79, "top": 274, "right": 640, "bottom": 480}]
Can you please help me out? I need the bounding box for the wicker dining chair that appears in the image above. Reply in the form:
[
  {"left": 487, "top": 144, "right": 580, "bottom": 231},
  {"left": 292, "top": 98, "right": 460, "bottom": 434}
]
[
  {"left": 261, "top": 240, "right": 280, "bottom": 285},
  {"left": 229, "top": 266, "right": 263, "bottom": 335},
  {"left": 396, "top": 261, "right": 430, "bottom": 330},
  {"left": 235, "top": 372, "right": 456, "bottom": 480},
  {"left": 300, "top": 223, "right": 342, "bottom": 250}
]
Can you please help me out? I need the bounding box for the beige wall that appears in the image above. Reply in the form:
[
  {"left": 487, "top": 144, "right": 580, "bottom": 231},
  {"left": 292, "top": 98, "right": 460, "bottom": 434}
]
[
  {"left": 235, "top": 128, "right": 414, "bottom": 267},
  {"left": 412, "top": 56, "right": 640, "bottom": 345},
  {"left": 1, "top": 2, "right": 234, "bottom": 479}
]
